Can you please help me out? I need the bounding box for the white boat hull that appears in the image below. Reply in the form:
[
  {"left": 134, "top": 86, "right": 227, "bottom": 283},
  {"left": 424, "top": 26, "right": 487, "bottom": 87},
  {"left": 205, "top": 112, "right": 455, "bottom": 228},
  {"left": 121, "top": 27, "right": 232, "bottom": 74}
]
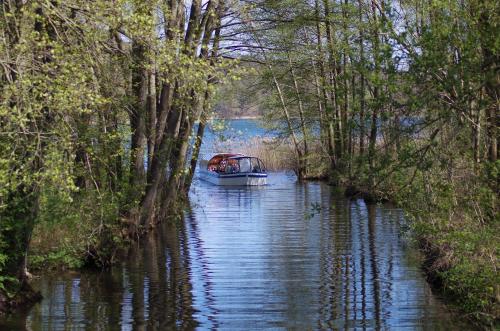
[{"left": 200, "top": 170, "right": 267, "bottom": 186}]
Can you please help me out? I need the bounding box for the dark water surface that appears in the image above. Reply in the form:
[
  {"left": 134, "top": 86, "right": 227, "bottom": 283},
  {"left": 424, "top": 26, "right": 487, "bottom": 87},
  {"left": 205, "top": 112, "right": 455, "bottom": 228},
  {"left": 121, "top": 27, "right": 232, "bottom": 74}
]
[{"left": 1, "top": 173, "right": 466, "bottom": 330}]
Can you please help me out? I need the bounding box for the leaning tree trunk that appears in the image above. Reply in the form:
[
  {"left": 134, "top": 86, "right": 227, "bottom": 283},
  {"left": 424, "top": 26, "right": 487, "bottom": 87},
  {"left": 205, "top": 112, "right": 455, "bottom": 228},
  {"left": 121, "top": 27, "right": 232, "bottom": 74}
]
[
  {"left": 314, "top": 0, "right": 336, "bottom": 167},
  {"left": 184, "top": 0, "right": 225, "bottom": 193},
  {"left": 288, "top": 53, "right": 309, "bottom": 175},
  {"left": 129, "top": 41, "right": 148, "bottom": 190}
]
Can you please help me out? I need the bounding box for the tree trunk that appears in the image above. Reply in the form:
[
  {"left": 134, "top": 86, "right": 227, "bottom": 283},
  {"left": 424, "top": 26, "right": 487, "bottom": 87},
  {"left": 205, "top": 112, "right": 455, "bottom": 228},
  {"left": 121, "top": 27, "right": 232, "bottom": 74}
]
[
  {"left": 486, "top": 106, "right": 498, "bottom": 163},
  {"left": 140, "top": 95, "right": 184, "bottom": 228},
  {"left": 473, "top": 102, "right": 481, "bottom": 164},
  {"left": 184, "top": 110, "right": 208, "bottom": 192},
  {"left": 184, "top": 0, "right": 224, "bottom": 192},
  {"left": 315, "top": 0, "right": 336, "bottom": 167},
  {"left": 271, "top": 71, "right": 305, "bottom": 178},
  {"left": 323, "top": 0, "right": 343, "bottom": 161},
  {"left": 129, "top": 41, "right": 148, "bottom": 189},
  {"left": 161, "top": 0, "right": 220, "bottom": 209},
  {"left": 147, "top": 68, "right": 157, "bottom": 172},
  {"left": 288, "top": 53, "right": 309, "bottom": 175},
  {"left": 342, "top": 0, "right": 350, "bottom": 158},
  {"left": 368, "top": 0, "right": 381, "bottom": 196},
  {"left": 357, "top": 0, "right": 366, "bottom": 158},
  {"left": 479, "top": 6, "right": 499, "bottom": 163}
]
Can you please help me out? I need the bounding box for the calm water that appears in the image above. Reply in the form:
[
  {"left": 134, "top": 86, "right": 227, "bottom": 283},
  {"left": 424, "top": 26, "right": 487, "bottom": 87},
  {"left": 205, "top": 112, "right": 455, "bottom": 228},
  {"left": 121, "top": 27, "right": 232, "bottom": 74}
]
[
  {"left": 198, "top": 118, "right": 272, "bottom": 160},
  {"left": 1, "top": 120, "right": 467, "bottom": 330}
]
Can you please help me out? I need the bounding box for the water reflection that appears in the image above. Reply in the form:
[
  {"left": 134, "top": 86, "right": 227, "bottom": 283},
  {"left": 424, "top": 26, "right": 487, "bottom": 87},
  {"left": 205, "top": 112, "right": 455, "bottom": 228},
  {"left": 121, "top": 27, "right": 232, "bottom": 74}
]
[
  {"left": 1, "top": 221, "right": 196, "bottom": 331},
  {"left": 184, "top": 174, "right": 463, "bottom": 330},
  {"left": 1, "top": 173, "right": 469, "bottom": 330}
]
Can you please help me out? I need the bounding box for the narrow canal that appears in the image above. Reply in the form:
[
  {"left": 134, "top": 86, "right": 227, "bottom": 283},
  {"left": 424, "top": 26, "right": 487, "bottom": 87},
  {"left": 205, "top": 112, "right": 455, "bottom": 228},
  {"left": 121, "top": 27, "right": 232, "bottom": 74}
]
[{"left": 1, "top": 121, "right": 467, "bottom": 330}]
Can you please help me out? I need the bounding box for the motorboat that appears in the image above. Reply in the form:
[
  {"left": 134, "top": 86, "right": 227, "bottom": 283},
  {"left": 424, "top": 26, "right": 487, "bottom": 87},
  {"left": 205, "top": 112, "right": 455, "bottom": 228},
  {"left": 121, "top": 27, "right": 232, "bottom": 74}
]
[{"left": 199, "top": 153, "right": 268, "bottom": 186}]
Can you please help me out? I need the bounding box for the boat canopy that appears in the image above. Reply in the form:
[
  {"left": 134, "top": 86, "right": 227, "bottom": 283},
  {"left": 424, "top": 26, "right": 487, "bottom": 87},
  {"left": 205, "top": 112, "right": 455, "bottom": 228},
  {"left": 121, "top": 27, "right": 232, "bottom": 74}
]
[
  {"left": 207, "top": 153, "right": 244, "bottom": 171},
  {"left": 207, "top": 154, "right": 266, "bottom": 174}
]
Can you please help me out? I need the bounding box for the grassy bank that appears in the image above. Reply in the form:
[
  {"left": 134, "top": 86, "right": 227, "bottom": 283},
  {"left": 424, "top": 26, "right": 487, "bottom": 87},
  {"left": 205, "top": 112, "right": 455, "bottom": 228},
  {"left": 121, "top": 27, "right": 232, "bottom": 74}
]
[
  {"left": 340, "top": 168, "right": 497, "bottom": 328},
  {"left": 392, "top": 162, "right": 499, "bottom": 328},
  {"left": 26, "top": 189, "right": 127, "bottom": 272}
]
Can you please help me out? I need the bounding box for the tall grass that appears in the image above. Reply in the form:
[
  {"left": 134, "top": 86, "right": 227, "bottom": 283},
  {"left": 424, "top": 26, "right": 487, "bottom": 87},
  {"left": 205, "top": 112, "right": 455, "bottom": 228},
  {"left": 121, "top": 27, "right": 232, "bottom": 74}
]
[
  {"left": 212, "top": 137, "right": 328, "bottom": 178},
  {"left": 212, "top": 137, "right": 294, "bottom": 170}
]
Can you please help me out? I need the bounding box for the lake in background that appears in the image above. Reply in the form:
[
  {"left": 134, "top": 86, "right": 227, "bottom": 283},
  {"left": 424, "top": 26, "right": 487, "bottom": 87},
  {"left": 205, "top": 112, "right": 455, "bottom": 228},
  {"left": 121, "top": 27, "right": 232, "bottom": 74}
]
[{"left": 197, "top": 118, "right": 272, "bottom": 159}]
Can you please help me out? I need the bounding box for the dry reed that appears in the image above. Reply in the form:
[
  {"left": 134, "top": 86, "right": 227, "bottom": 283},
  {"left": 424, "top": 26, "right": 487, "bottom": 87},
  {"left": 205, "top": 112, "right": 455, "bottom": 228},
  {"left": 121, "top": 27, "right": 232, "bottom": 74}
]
[{"left": 212, "top": 137, "right": 328, "bottom": 178}]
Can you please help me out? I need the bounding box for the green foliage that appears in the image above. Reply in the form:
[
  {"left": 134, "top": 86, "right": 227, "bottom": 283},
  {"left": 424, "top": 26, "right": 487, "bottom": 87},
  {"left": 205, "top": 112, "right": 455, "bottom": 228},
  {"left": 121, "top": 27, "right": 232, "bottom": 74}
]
[
  {"left": 0, "top": 276, "right": 19, "bottom": 298},
  {"left": 241, "top": 0, "right": 499, "bottom": 325},
  {"left": 1, "top": 0, "right": 233, "bottom": 301},
  {"left": 388, "top": 147, "right": 499, "bottom": 325},
  {"left": 0, "top": 1, "right": 131, "bottom": 288},
  {"left": 30, "top": 250, "right": 84, "bottom": 271},
  {"left": 30, "top": 185, "right": 127, "bottom": 270},
  {"left": 414, "top": 215, "right": 499, "bottom": 325}
]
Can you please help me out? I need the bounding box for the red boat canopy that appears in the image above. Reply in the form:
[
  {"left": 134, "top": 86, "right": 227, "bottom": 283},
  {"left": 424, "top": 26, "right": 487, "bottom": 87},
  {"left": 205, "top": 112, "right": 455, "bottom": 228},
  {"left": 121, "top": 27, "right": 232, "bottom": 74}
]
[{"left": 207, "top": 153, "right": 245, "bottom": 172}]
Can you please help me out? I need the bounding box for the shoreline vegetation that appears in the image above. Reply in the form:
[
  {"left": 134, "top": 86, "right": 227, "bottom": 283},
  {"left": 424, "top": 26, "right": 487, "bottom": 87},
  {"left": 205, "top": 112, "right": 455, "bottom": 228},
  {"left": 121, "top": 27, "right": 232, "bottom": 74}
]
[
  {"left": 0, "top": 0, "right": 232, "bottom": 316},
  {"left": 0, "top": 0, "right": 498, "bottom": 329},
  {"left": 217, "top": 135, "right": 498, "bottom": 328},
  {"left": 217, "top": 0, "right": 499, "bottom": 327}
]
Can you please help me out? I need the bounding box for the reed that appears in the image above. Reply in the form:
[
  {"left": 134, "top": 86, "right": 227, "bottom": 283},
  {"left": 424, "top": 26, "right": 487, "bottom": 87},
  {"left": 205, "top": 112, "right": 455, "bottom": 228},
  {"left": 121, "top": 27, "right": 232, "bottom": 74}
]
[
  {"left": 212, "top": 137, "right": 292, "bottom": 171},
  {"left": 212, "top": 137, "right": 328, "bottom": 178}
]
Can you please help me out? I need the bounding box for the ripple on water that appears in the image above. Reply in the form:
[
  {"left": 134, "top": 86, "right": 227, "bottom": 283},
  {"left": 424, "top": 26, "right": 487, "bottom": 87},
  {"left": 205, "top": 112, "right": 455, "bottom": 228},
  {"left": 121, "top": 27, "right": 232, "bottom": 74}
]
[{"left": 0, "top": 172, "right": 472, "bottom": 331}]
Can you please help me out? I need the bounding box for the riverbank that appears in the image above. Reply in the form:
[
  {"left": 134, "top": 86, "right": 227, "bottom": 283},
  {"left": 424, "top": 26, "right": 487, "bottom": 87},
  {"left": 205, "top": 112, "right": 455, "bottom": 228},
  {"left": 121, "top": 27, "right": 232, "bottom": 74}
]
[
  {"left": 343, "top": 182, "right": 499, "bottom": 329},
  {"left": 0, "top": 283, "right": 42, "bottom": 317},
  {"left": 26, "top": 195, "right": 189, "bottom": 273},
  {"left": 0, "top": 199, "right": 185, "bottom": 316},
  {"left": 333, "top": 170, "right": 498, "bottom": 328},
  {"left": 218, "top": 135, "right": 498, "bottom": 329}
]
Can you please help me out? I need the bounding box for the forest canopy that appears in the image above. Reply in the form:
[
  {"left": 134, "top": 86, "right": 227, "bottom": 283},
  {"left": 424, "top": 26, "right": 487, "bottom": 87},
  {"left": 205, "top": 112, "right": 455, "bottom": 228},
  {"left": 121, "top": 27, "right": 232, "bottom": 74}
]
[{"left": 0, "top": 0, "right": 498, "bottom": 325}]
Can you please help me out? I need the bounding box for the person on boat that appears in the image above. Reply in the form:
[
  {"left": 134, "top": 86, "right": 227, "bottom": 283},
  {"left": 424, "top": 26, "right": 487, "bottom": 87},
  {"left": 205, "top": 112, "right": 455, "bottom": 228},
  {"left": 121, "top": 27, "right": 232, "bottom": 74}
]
[
  {"left": 226, "top": 159, "right": 240, "bottom": 174},
  {"left": 251, "top": 158, "right": 263, "bottom": 173},
  {"left": 218, "top": 159, "right": 227, "bottom": 173}
]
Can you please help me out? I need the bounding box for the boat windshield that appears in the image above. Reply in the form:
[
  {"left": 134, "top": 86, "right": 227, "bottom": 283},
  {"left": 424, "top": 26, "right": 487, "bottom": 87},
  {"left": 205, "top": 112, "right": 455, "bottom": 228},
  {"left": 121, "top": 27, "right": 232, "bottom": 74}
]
[
  {"left": 236, "top": 157, "right": 265, "bottom": 173},
  {"left": 238, "top": 157, "right": 251, "bottom": 173}
]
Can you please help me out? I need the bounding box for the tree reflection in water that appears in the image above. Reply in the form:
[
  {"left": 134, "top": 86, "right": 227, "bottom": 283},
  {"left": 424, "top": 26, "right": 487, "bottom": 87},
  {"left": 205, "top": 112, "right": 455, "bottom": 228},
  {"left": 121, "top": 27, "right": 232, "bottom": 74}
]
[
  {"left": 7, "top": 221, "right": 197, "bottom": 331},
  {"left": 0, "top": 173, "right": 471, "bottom": 330}
]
